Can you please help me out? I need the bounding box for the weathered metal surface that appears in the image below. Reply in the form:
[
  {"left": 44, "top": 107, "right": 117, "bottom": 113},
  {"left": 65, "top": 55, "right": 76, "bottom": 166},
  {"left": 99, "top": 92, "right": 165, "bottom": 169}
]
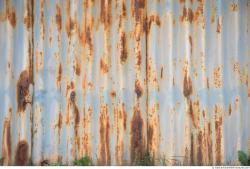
[{"left": 0, "top": 0, "right": 250, "bottom": 166}]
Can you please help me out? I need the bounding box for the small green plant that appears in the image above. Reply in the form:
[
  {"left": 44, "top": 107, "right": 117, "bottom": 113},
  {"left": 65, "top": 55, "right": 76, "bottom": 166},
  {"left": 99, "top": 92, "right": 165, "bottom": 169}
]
[
  {"left": 133, "top": 151, "right": 154, "bottom": 166},
  {"left": 73, "top": 156, "right": 92, "bottom": 166},
  {"left": 238, "top": 150, "right": 250, "bottom": 166},
  {"left": 40, "top": 160, "right": 64, "bottom": 166}
]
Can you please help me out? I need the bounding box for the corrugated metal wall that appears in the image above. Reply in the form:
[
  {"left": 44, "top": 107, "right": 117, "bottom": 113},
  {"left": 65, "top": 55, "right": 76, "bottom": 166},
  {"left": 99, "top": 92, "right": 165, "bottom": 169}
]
[{"left": 0, "top": 0, "right": 249, "bottom": 166}]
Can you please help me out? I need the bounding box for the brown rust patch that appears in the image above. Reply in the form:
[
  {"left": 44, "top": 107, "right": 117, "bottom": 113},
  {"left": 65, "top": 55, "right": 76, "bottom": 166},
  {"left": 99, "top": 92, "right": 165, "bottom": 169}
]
[
  {"left": 190, "top": 133, "right": 194, "bottom": 165},
  {"left": 130, "top": 105, "right": 144, "bottom": 163},
  {"left": 70, "top": 91, "right": 80, "bottom": 157},
  {"left": 160, "top": 67, "right": 163, "bottom": 79},
  {"left": 66, "top": 17, "right": 76, "bottom": 38},
  {"left": 100, "top": 58, "right": 109, "bottom": 74},
  {"left": 180, "top": 7, "right": 193, "bottom": 23},
  {"left": 24, "top": 2, "right": 33, "bottom": 29},
  {"left": 213, "top": 66, "right": 223, "bottom": 88},
  {"left": 120, "top": 32, "right": 128, "bottom": 64},
  {"left": 148, "top": 124, "right": 154, "bottom": 152},
  {"left": 56, "top": 112, "right": 63, "bottom": 143},
  {"left": 100, "top": 0, "right": 112, "bottom": 30},
  {"left": 131, "top": 0, "right": 145, "bottom": 22},
  {"left": 110, "top": 91, "right": 116, "bottom": 98},
  {"left": 183, "top": 72, "right": 193, "bottom": 98},
  {"left": 207, "top": 122, "right": 213, "bottom": 165},
  {"left": 74, "top": 61, "right": 81, "bottom": 76},
  {"left": 189, "top": 36, "right": 193, "bottom": 55},
  {"left": 197, "top": 130, "right": 203, "bottom": 165},
  {"left": 180, "top": 0, "right": 185, "bottom": 3},
  {"left": 17, "top": 70, "right": 32, "bottom": 113},
  {"left": 56, "top": 4, "right": 62, "bottom": 32},
  {"left": 215, "top": 105, "right": 222, "bottom": 165},
  {"left": 7, "top": 7, "right": 16, "bottom": 28},
  {"left": 228, "top": 104, "right": 232, "bottom": 115},
  {"left": 122, "top": 1, "right": 127, "bottom": 18},
  {"left": 121, "top": 103, "right": 127, "bottom": 130},
  {"left": 148, "top": 15, "right": 161, "bottom": 31},
  {"left": 2, "top": 119, "right": 11, "bottom": 165},
  {"left": 57, "top": 63, "right": 62, "bottom": 87},
  {"left": 137, "top": 51, "right": 142, "bottom": 67},
  {"left": 135, "top": 79, "right": 143, "bottom": 98},
  {"left": 98, "top": 104, "right": 111, "bottom": 165},
  {"left": 15, "top": 140, "right": 29, "bottom": 166}
]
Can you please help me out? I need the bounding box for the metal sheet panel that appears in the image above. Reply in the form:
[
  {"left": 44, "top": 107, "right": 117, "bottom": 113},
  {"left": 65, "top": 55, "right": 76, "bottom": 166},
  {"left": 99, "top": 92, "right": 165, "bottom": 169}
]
[{"left": 0, "top": 0, "right": 250, "bottom": 166}]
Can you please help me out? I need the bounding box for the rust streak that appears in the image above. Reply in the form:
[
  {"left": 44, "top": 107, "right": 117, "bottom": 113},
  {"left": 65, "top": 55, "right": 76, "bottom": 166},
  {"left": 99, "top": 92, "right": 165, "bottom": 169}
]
[
  {"left": 15, "top": 140, "right": 29, "bottom": 166},
  {"left": 98, "top": 104, "right": 111, "bottom": 165},
  {"left": 120, "top": 32, "right": 128, "bottom": 64},
  {"left": 135, "top": 80, "right": 143, "bottom": 99},
  {"left": 183, "top": 71, "right": 193, "bottom": 98},
  {"left": 100, "top": 58, "right": 109, "bottom": 74},
  {"left": 56, "top": 4, "right": 62, "bottom": 32},
  {"left": 17, "top": 70, "right": 32, "bottom": 113},
  {"left": 1, "top": 119, "right": 11, "bottom": 165},
  {"left": 24, "top": 1, "right": 33, "bottom": 29},
  {"left": 130, "top": 105, "right": 144, "bottom": 163}
]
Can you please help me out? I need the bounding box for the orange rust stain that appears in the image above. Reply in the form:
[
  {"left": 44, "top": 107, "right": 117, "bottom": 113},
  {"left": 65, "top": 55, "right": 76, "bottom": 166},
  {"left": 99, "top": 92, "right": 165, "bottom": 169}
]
[
  {"left": 137, "top": 51, "right": 142, "bottom": 67},
  {"left": 135, "top": 79, "right": 143, "bottom": 98},
  {"left": 230, "top": 3, "right": 238, "bottom": 12},
  {"left": 187, "top": 100, "right": 200, "bottom": 129},
  {"left": 215, "top": 105, "right": 223, "bottom": 165},
  {"left": 74, "top": 61, "right": 81, "bottom": 76},
  {"left": 56, "top": 4, "right": 62, "bottom": 32},
  {"left": 131, "top": 0, "right": 145, "bottom": 22},
  {"left": 180, "top": 7, "right": 194, "bottom": 23},
  {"left": 213, "top": 66, "right": 223, "bottom": 88},
  {"left": 40, "top": 0, "right": 45, "bottom": 40},
  {"left": 147, "top": 124, "right": 154, "bottom": 153},
  {"left": 120, "top": 32, "right": 128, "bottom": 64},
  {"left": 121, "top": 103, "right": 127, "bottom": 130},
  {"left": 148, "top": 15, "right": 161, "bottom": 31},
  {"left": 83, "top": 107, "right": 93, "bottom": 157},
  {"left": 66, "top": 17, "right": 76, "bottom": 38},
  {"left": 100, "top": 58, "right": 109, "bottom": 74},
  {"left": 57, "top": 63, "right": 62, "bottom": 87},
  {"left": 110, "top": 91, "right": 116, "bottom": 98},
  {"left": 183, "top": 71, "right": 193, "bottom": 98},
  {"left": 130, "top": 105, "right": 144, "bottom": 163},
  {"left": 98, "top": 104, "right": 111, "bottom": 165},
  {"left": 24, "top": 2, "right": 33, "bottom": 29},
  {"left": 17, "top": 70, "right": 32, "bottom": 113},
  {"left": 7, "top": 7, "right": 16, "bottom": 28},
  {"left": 15, "top": 140, "right": 29, "bottom": 166},
  {"left": 189, "top": 36, "right": 193, "bottom": 55},
  {"left": 180, "top": 0, "right": 185, "bottom": 3},
  {"left": 70, "top": 91, "right": 80, "bottom": 156},
  {"left": 115, "top": 103, "right": 127, "bottom": 165},
  {"left": 216, "top": 19, "right": 221, "bottom": 33},
  {"left": 2, "top": 119, "right": 11, "bottom": 165},
  {"left": 56, "top": 112, "right": 63, "bottom": 144},
  {"left": 100, "top": 0, "right": 112, "bottom": 31},
  {"left": 248, "top": 89, "right": 250, "bottom": 98},
  {"left": 122, "top": 1, "right": 127, "bottom": 18}
]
